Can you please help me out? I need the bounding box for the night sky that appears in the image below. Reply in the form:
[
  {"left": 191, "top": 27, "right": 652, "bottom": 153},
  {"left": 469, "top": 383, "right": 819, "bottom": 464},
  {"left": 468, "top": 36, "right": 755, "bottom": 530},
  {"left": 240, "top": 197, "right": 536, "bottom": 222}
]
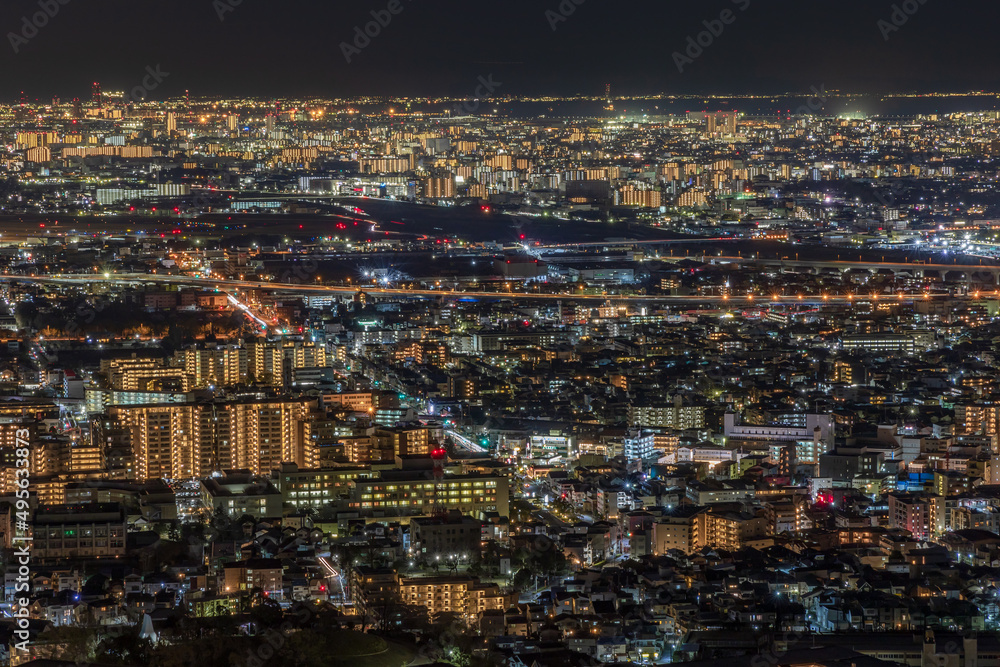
[{"left": 1, "top": 0, "right": 998, "bottom": 102}]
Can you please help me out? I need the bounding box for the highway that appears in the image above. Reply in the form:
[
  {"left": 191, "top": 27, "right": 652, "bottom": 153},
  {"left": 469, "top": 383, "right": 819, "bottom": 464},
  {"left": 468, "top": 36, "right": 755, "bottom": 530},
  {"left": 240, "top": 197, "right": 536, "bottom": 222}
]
[
  {"left": 3, "top": 273, "right": 993, "bottom": 305},
  {"left": 533, "top": 237, "right": 743, "bottom": 249}
]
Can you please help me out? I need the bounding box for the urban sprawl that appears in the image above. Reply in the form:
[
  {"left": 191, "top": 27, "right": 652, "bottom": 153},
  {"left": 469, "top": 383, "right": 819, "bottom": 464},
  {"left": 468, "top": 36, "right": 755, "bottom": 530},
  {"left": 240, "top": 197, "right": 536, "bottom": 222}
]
[{"left": 0, "top": 91, "right": 998, "bottom": 667}]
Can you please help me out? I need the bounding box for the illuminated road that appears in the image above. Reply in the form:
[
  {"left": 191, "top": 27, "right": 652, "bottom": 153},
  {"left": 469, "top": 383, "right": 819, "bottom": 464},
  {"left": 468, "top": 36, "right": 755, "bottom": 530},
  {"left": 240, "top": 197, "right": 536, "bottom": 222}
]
[
  {"left": 318, "top": 556, "right": 340, "bottom": 578},
  {"left": 534, "top": 237, "right": 742, "bottom": 249},
  {"left": 317, "top": 556, "right": 346, "bottom": 602},
  {"left": 446, "top": 429, "right": 489, "bottom": 454},
  {"left": 226, "top": 292, "right": 270, "bottom": 331},
  {"left": 3, "top": 273, "right": 989, "bottom": 305}
]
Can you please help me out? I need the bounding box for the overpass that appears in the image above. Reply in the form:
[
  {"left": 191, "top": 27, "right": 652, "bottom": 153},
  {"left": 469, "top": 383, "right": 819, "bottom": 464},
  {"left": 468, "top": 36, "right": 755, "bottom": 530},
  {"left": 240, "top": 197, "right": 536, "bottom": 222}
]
[
  {"left": 533, "top": 237, "right": 743, "bottom": 250},
  {"left": 3, "top": 273, "right": 995, "bottom": 306}
]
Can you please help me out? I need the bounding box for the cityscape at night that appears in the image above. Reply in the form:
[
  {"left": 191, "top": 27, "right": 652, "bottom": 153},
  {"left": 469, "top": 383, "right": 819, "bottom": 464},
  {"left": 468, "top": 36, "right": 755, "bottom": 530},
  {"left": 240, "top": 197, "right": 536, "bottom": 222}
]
[{"left": 4, "top": 1, "right": 1000, "bottom": 666}]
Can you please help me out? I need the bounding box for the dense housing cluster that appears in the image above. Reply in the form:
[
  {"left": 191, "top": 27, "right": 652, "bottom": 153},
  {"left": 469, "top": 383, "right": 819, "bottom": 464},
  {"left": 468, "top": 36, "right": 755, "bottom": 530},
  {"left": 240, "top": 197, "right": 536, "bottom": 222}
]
[{"left": 1, "top": 93, "right": 1000, "bottom": 667}]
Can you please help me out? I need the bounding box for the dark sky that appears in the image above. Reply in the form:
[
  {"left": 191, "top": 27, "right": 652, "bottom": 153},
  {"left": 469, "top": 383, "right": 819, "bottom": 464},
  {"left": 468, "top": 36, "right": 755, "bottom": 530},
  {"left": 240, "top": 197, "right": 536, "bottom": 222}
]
[{"left": 1, "top": 0, "right": 998, "bottom": 101}]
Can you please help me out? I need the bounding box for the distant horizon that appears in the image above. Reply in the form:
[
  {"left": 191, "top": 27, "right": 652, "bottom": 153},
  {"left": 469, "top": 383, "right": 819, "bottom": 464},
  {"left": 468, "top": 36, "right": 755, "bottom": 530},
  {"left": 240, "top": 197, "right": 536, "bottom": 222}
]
[
  {"left": 10, "top": 89, "right": 1000, "bottom": 105},
  {"left": 3, "top": 0, "right": 1000, "bottom": 103}
]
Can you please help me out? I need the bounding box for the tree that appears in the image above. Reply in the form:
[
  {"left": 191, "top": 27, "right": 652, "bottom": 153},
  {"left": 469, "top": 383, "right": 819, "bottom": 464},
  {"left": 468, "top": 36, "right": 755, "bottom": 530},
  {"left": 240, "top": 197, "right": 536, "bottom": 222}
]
[
  {"left": 249, "top": 594, "right": 283, "bottom": 631},
  {"left": 513, "top": 568, "right": 533, "bottom": 590},
  {"left": 480, "top": 541, "right": 506, "bottom": 577},
  {"left": 92, "top": 626, "right": 153, "bottom": 666}
]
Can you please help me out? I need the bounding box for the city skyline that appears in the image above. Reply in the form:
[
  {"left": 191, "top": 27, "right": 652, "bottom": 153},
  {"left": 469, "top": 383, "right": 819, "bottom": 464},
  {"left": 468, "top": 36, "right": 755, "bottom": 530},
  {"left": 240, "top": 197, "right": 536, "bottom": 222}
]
[{"left": 5, "top": 1, "right": 1000, "bottom": 666}]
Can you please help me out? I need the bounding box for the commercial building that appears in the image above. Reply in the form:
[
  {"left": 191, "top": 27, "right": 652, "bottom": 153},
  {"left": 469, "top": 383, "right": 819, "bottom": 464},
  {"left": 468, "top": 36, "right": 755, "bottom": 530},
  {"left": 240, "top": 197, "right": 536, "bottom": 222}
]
[
  {"left": 32, "top": 503, "right": 127, "bottom": 562},
  {"left": 350, "top": 471, "right": 508, "bottom": 518},
  {"left": 842, "top": 334, "right": 918, "bottom": 355},
  {"left": 274, "top": 462, "right": 375, "bottom": 510},
  {"left": 723, "top": 413, "right": 834, "bottom": 448},
  {"left": 204, "top": 473, "right": 283, "bottom": 519}
]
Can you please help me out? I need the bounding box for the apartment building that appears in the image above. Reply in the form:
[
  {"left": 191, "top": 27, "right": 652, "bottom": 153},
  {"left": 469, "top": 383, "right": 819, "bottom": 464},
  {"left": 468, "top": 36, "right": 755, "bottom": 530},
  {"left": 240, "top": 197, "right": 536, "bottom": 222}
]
[
  {"left": 179, "top": 347, "right": 248, "bottom": 387},
  {"left": 628, "top": 398, "right": 706, "bottom": 430},
  {"left": 222, "top": 558, "right": 283, "bottom": 597},
  {"left": 888, "top": 493, "right": 945, "bottom": 541},
  {"left": 108, "top": 397, "right": 315, "bottom": 479},
  {"left": 397, "top": 576, "right": 510, "bottom": 619}
]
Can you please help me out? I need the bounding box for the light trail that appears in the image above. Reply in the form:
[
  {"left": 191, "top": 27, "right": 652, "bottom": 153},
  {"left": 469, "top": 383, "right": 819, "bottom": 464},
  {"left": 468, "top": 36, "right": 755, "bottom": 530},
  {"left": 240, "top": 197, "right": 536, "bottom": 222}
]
[
  {"left": 225, "top": 292, "right": 270, "bottom": 331},
  {"left": 446, "top": 429, "right": 488, "bottom": 454},
  {"left": 7, "top": 274, "right": 996, "bottom": 305}
]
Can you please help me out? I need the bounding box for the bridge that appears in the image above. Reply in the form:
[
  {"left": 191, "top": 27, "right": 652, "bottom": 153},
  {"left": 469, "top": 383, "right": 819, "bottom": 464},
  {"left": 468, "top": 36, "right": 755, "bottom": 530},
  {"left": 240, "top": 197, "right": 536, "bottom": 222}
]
[
  {"left": 700, "top": 255, "right": 1000, "bottom": 284},
  {"left": 527, "top": 243, "right": 1000, "bottom": 283}
]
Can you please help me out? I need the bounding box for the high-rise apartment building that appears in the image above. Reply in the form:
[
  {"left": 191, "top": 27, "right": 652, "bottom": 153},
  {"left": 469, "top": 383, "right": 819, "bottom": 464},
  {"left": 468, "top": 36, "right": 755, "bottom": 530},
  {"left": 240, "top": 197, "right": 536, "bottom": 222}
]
[
  {"left": 180, "top": 347, "right": 248, "bottom": 388},
  {"left": 108, "top": 398, "right": 315, "bottom": 480}
]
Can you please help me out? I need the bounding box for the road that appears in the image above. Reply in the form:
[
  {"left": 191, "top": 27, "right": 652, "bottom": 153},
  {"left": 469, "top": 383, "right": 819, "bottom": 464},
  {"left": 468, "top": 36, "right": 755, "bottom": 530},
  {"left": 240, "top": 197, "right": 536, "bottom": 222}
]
[
  {"left": 226, "top": 292, "right": 271, "bottom": 332},
  {"left": 535, "top": 509, "right": 571, "bottom": 529},
  {"left": 317, "top": 556, "right": 346, "bottom": 602},
  {"left": 3, "top": 273, "right": 991, "bottom": 305},
  {"left": 446, "top": 429, "right": 489, "bottom": 454}
]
